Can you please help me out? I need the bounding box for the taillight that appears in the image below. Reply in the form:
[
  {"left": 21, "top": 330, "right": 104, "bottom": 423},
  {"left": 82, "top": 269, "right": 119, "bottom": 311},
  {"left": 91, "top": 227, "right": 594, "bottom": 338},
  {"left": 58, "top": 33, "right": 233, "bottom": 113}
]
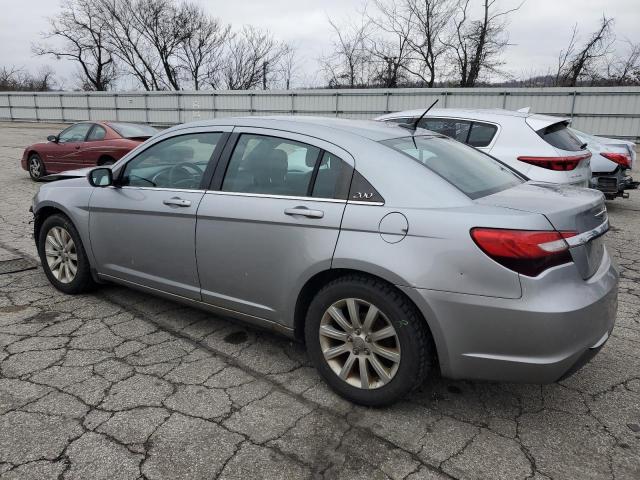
[
  {"left": 517, "top": 152, "right": 591, "bottom": 171},
  {"left": 601, "top": 152, "right": 631, "bottom": 168},
  {"left": 470, "top": 228, "right": 578, "bottom": 277}
]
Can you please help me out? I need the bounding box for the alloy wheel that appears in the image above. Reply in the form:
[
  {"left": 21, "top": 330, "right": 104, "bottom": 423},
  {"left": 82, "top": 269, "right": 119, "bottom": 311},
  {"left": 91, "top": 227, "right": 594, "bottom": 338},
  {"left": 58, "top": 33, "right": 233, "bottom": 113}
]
[
  {"left": 319, "top": 298, "right": 401, "bottom": 389},
  {"left": 29, "top": 157, "right": 42, "bottom": 178},
  {"left": 45, "top": 226, "right": 78, "bottom": 284}
]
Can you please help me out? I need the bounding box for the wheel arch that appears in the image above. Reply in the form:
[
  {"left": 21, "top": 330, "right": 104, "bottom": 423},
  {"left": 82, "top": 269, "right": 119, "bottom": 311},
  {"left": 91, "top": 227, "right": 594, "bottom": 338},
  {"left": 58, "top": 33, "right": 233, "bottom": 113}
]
[
  {"left": 33, "top": 203, "right": 73, "bottom": 245},
  {"left": 97, "top": 155, "right": 115, "bottom": 166},
  {"left": 292, "top": 267, "right": 443, "bottom": 371}
]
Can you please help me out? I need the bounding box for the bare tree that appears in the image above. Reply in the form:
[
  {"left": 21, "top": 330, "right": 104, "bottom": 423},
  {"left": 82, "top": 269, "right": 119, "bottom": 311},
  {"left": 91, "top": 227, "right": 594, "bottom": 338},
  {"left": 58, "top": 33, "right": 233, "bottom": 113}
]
[
  {"left": 96, "top": 0, "right": 163, "bottom": 90},
  {"left": 404, "top": 0, "right": 456, "bottom": 87},
  {"left": 0, "top": 66, "right": 56, "bottom": 91},
  {"left": 366, "top": 1, "right": 415, "bottom": 88},
  {"left": 275, "top": 45, "right": 298, "bottom": 90},
  {"left": 443, "top": 0, "right": 522, "bottom": 87},
  {"left": 320, "top": 16, "right": 373, "bottom": 88},
  {"left": 606, "top": 40, "right": 640, "bottom": 86},
  {"left": 33, "top": 0, "right": 115, "bottom": 91},
  {"left": 220, "top": 26, "right": 287, "bottom": 90},
  {"left": 556, "top": 16, "right": 614, "bottom": 86},
  {"left": 131, "top": 0, "right": 191, "bottom": 90},
  {"left": 178, "top": 4, "right": 231, "bottom": 90}
]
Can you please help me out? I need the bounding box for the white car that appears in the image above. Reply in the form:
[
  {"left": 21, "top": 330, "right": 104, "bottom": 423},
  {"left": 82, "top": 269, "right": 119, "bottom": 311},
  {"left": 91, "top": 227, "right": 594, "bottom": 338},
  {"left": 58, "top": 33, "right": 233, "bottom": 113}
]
[
  {"left": 376, "top": 108, "right": 592, "bottom": 187},
  {"left": 569, "top": 128, "right": 637, "bottom": 199}
]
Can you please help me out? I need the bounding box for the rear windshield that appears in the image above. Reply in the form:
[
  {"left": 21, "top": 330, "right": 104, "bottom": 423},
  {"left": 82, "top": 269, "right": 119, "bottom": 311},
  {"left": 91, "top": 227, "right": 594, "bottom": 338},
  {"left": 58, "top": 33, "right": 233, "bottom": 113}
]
[
  {"left": 108, "top": 122, "right": 158, "bottom": 138},
  {"left": 537, "top": 122, "right": 583, "bottom": 151},
  {"left": 380, "top": 136, "right": 523, "bottom": 199}
]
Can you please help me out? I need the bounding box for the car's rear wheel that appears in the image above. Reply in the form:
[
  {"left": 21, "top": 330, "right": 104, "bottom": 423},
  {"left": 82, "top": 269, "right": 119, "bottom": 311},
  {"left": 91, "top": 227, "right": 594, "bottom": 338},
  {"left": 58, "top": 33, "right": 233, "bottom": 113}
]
[
  {"left": 98, "top": 156, "right": 115, "bottom": 166},
  {"left": 305, "top": 275, "right": 433, "bottom": 406},
  {"left": 38, "top": 214, "right": 96, "bottom": 294},
  {"left": 28, "top": 154, "right": 45, "bottom": 181}
]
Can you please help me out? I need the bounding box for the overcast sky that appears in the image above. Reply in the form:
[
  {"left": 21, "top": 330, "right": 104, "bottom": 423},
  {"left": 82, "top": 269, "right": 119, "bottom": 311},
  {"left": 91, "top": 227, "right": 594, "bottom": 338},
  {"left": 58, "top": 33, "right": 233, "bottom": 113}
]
[{"left": 1, "top": 0, "right": 638, "bottom": 89}]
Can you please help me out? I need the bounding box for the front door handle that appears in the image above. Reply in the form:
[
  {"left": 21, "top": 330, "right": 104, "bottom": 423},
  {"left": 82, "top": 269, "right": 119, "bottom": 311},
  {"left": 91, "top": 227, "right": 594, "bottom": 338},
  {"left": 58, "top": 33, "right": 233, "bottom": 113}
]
[
  {"left": 163, "top": 197, "right": 191, "bottom": 207},
  {"left": 284, "top": 206, "right": 324, "bottom": 219}
]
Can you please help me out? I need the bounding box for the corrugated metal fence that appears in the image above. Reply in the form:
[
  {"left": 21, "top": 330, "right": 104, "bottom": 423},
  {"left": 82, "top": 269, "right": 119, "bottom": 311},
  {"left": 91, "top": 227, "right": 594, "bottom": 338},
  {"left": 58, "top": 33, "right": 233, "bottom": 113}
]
[{"left": 1, "top": 87, "right": 639, "bottom": 140}]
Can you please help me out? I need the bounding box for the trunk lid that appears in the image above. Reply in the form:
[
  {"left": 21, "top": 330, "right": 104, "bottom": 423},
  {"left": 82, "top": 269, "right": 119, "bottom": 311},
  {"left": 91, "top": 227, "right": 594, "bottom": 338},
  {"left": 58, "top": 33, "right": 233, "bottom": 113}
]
[{"left": 476, "top": 182, "right": 608, "bottom": 279}]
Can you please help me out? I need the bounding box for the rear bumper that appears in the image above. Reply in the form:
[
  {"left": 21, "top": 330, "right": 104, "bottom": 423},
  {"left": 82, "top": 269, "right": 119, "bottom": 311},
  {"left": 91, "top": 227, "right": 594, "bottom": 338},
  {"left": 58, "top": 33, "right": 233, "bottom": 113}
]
[
  {"left": 591, "top": 168, "right": 638, "bottom": 197},
  {"left": 401, "top": 247, "right": 618, "bottom": 383}
]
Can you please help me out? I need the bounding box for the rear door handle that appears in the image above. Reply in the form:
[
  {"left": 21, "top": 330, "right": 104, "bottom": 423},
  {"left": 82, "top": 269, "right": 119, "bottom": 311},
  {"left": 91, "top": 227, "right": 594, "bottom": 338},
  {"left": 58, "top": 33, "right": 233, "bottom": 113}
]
[
  {"left": 163, "top": 197, "right": 191, "bottom": 207},
  {"left": 284, "top": 206, "right": 324, "bottom": 219}
]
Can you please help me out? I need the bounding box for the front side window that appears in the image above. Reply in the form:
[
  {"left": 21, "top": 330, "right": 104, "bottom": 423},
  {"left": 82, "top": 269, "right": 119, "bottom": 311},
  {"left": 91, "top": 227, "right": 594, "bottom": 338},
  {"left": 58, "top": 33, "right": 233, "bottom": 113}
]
[
  {"left": 58, "top": 123, "right": 92, "bottom": 143},
  {"left": 419, "top": 118, "right": 471, "bottom": 143},
  {"left": 121, "top": 133, "right": 222, "bottom": 189},
  {"left": 222, "top": 134, "right": 320, "bottom": 197},
  {"left": 87, "top": 125, "right": 106, "bottom": 141},
  {"left": 381, "top": 136, "right": 523, "bottom": 199}
]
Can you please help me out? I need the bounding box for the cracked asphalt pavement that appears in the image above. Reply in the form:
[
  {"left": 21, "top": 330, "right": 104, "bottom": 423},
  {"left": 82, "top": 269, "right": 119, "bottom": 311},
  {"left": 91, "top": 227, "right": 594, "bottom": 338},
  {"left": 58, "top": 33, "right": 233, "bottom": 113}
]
[{"left": 0, "top": 122, "right": 639, "bottom": 479}]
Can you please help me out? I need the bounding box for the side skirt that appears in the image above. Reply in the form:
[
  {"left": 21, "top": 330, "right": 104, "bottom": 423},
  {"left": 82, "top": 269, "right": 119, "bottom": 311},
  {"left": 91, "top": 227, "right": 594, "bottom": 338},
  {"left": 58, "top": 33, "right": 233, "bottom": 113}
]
[{"left": 97, "top": 273, "right": 295, "bottom": 338}]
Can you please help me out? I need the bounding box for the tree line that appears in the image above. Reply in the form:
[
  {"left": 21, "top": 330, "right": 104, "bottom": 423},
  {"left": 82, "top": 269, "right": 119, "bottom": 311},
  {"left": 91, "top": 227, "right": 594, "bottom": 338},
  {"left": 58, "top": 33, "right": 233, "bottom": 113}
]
[
  {"left": 322, "top": 0, "right": 639, "bottom": 88},
  {"left": 30, "top": 0, "right": 293, "bottom": 91},
  {"left": 2, "top": 0, "right": 638, "bottom": 91}
]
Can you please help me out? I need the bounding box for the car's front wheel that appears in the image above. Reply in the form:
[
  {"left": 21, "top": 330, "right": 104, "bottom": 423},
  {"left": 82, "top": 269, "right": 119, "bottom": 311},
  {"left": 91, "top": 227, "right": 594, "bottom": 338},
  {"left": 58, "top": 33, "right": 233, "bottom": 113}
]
[
  {"left": 28, "top": 154, "right": 45, "bottom": 181},
  {"left": 38, "top": 214, "right": 96, "bottom": 294},
  {"left": 305, "top": 275, "right": 433, "bottom": 406}
]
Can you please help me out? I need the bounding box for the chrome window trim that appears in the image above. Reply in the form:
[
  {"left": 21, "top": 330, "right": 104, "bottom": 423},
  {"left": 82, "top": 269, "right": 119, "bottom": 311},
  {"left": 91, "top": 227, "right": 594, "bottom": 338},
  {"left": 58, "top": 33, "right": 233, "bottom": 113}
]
[
  {"left": 565, "top": 218, "right": 609, "bottom": 247},
  {"left": 204, "top": 190, "right": 347, "bottom": 203},
  {"left": 118, "top": 186, "right": 206, "bottom": 194},
  {"left": 347, "top": 200, "right": 385, "bottom": 206}
]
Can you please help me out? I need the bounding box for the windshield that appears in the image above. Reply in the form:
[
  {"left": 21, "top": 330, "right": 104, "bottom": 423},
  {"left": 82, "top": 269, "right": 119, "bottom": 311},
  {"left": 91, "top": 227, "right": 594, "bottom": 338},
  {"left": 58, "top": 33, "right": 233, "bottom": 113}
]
[
  {"left": 380, "top": 136, "right": 523, "bottom": 199},
  {"left": 108, "top": 122, "right": 158, "bottom": 138}
]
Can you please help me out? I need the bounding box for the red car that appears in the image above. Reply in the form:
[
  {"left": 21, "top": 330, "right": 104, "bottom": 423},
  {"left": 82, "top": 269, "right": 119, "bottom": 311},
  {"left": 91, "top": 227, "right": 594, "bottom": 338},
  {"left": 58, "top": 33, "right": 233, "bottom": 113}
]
[{"left": 21, "top": 121, "right": 158, "bottom": 181}]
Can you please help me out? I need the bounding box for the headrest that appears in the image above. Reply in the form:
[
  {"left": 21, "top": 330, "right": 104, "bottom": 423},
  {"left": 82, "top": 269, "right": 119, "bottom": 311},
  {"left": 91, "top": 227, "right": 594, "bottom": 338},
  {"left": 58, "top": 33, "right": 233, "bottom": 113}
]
[
  {"left": 254, "top": 149, "right": 287, "bottom": 186},
  {"left": 305, "top": 148, "right": 319, "bottom": 168}
]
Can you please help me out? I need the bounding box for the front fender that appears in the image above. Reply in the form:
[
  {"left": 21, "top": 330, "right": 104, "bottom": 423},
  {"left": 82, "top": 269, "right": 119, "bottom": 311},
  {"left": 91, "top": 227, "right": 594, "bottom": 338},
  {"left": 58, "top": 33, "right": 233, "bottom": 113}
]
[{"left": 32, "top": 181, "right": 95, "bottom": 267}]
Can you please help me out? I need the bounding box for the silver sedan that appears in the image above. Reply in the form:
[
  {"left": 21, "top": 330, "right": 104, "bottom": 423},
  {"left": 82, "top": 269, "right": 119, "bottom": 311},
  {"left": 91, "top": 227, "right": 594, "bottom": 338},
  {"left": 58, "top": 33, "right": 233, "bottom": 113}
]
[{"left": 31, "top": 116, "right": 618, "bottom": 406}]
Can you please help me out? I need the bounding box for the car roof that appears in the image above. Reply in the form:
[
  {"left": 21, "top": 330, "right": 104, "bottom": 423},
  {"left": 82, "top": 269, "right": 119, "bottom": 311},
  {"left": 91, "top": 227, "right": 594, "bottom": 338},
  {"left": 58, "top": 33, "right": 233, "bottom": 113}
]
[
  {"left": 376, "top": 108, "right": 569, "bottom": 126},
  {"left": 167, "top": 116, "right": 424, "bottom": 142}
]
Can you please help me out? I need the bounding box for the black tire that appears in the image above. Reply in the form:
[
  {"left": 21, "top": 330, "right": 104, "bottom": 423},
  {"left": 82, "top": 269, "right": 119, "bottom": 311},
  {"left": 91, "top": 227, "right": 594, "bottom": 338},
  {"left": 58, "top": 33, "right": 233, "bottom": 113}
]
[
  {"left": 37, "top": 213, "right": 96, "bottom": 295},
  {"left": 98, "top": 156, "right": 115, "bottom": 166},
  {"left": 28, "top": 153, "right": 46, "bottom": 181},
  {"left": 305, "top": 275, "right": 433, "bottom": 406}
]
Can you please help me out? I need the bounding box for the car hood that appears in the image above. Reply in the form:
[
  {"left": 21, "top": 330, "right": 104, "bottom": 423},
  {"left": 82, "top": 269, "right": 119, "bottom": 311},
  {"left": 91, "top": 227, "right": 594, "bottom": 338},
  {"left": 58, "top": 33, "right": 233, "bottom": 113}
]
[{"left": 41, "top": 167, "right": 95, "bottom": 182}]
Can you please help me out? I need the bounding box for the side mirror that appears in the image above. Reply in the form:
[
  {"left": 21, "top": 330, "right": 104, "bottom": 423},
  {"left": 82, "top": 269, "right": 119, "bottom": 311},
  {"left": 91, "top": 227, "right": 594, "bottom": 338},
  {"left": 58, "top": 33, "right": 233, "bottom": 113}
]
[
  {"left": 47, "top": 135, "right": 58, "bottom": 143},
  {"left": 87, "top": 167, "right": 113, "bottom": 187}
]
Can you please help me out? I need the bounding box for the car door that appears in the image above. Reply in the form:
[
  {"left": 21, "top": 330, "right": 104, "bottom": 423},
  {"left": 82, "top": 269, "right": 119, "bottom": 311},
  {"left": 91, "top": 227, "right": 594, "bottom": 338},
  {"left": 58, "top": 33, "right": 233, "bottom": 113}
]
[
  {"left": 195, "top": 129, "right": 353, "bottom": 324},
  {"left": 47, "top": 123, "right": 93, "bottom": 172},
  {"left": 83, "top": 123, "right": 107, "bottom": 166},
  {"left": 88, "top": 127, "right": 232, "bottom": 299}
]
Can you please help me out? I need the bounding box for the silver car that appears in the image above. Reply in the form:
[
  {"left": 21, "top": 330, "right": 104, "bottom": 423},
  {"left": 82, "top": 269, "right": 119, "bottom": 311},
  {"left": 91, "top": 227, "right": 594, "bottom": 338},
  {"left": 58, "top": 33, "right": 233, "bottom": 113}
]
[{"left": 31, "top": 117, "right": 618, "bottom": 406}]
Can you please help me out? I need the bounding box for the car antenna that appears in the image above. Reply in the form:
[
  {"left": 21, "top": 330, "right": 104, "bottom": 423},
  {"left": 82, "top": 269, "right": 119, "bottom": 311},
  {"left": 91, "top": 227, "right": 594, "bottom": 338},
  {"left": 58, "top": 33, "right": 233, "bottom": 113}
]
[{"left": 399, "top": 99, "right": 439, "bottom": 132}]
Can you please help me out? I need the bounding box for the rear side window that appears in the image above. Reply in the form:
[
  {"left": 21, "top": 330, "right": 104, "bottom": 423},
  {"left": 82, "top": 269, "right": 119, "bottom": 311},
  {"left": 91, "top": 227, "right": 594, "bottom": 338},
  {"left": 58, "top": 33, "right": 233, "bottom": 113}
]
[
  {"left": 380, "top": 136, "right": 523, "bottom": 199},
  {"left": 109, "top": 122, "right": 158, "bottom": 139},
  {"left": 537, "top": 122, "right": 583, "bottom": 151},
  {"left": 222, "top": 134, "right": 353, "bottom": 199},
  {"left": 311, "top": 152, "right": 351, "bottom": 199},
  {"left": 87, "top": 125, "right": 106, "bottom": 141},
  {"left": 467, "top": 123, "right": 497, "bottom": 147},
  {"left": 385, "top": 117, "right": 413, "bottom": 125},
  {"left": 419, "top": 118, "right": 471, "bottom": 143},
  {"left": 222, "top": 134, "right": 319, "bottom": 197}
]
